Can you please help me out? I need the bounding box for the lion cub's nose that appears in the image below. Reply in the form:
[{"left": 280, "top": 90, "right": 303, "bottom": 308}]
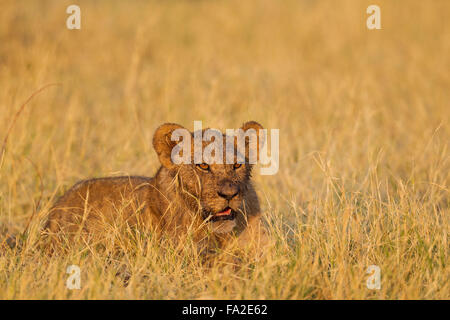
[{"left": 217, "top": 180, "right": 239, "bottom": 200}]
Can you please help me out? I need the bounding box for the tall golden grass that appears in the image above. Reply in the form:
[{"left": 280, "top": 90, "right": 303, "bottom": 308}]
[{"left": 0, "top": 0, "right": 448, "bottom": 299}]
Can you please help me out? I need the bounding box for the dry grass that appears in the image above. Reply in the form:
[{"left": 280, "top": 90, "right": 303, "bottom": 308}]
[{"left": 0, "top": 0, "right": 449, "bottom": 299}]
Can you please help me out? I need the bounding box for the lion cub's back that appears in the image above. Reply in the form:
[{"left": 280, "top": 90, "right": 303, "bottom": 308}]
[{"left": 45, "top": 176, "right": 156, "bottom": 235}]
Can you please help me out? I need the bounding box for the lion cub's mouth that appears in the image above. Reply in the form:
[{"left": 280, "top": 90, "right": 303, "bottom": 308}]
[{"left": 210, "top": 207, "right": 235, "bottom": 222}]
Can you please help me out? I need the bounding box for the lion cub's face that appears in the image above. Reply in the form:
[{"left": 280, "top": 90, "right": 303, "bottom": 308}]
[{"left": 153, "top": 122, "right": 263, "bottom": 233}]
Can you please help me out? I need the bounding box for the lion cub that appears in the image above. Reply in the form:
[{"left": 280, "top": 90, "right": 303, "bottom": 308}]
[{"left": 45, "top": 121, "right": 267, "bottom": 253}]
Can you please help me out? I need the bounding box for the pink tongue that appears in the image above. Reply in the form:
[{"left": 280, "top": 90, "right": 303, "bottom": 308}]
[{"left": 216, "top": 208, "right": 232, "bottom": 216}]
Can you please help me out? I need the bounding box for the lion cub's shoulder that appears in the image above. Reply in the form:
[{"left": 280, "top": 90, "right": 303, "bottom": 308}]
[{"left": 46, "top": 176, "right": 157, "bottom": 234}]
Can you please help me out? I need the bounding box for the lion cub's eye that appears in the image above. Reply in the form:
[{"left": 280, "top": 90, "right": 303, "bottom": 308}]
[
  {"left": 233, "top": 163, "right": 242, "bottom": 170},
  {"left": 196, "top": 163, "right": 210, "bottom": 171}
]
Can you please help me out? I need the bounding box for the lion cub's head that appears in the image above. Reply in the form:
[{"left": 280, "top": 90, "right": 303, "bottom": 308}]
[{"left": 152, "top": 121, "right": 264, "bottom": 234}]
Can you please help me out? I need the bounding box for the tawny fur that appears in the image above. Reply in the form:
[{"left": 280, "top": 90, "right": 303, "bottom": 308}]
[{"left": 44, "top": 121, "right": 268, "bottom": 254}]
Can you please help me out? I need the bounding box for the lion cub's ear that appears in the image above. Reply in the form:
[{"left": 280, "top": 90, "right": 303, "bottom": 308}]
[
  {"left": 153, "top": 123, "right": 187, "bottom": 169},
  {"left": 240, "top": 121, "right": 265, "bottom": 161}
]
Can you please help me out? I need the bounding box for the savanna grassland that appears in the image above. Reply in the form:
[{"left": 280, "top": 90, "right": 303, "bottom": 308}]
[{"left": 0, "top": 0, "right": 448, "bottom": 299}]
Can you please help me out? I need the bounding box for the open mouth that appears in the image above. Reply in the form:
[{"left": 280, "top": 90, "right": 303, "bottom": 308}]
[{"left": 210, "top": 207, "right": 236, "bottom": 222}]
